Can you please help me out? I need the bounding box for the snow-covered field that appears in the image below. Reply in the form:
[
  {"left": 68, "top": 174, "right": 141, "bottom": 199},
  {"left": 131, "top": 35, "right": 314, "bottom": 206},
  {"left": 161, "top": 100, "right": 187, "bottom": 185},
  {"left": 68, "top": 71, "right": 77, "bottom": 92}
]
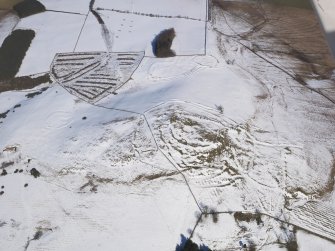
[
  {"left": 75, "top": 10, "right": 206, "bottom": 55},
  {"left": 15, "top": 12, "right": 86, "bottom": 76},
  {"left": 0, "top": 10, "right": 19, "bottom": 46},
  {"left": 1, "top": 0, "right": 335, "bottom": 250}
]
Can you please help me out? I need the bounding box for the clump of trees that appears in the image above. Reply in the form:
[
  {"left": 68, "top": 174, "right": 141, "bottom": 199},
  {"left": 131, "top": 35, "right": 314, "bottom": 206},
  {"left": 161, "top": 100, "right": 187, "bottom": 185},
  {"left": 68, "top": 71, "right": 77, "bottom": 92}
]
[
  {"left": 152, "top": 28, "right": 176, "bottom": 58},
  {"left": 13, "top": 0, "right": 46, "bottom": 18},
  {"left": 30, "top": 168, "right": 40, "bottom": 178}
]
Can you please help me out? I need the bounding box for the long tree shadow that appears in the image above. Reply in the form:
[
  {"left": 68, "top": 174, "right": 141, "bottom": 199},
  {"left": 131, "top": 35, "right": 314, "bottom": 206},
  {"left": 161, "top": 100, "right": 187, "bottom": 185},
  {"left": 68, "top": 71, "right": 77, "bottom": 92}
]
[
  {"left": 0, "top": 29, "right": 35, "bottom": 81},
  {"left": 175, "top": 234, "right": 212, "bottom": 251}
]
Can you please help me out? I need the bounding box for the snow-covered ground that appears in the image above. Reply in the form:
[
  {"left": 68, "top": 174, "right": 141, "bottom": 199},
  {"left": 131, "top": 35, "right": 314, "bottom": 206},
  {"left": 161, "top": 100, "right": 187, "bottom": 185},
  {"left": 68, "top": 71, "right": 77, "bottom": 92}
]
[
  {"left": 1, "top": 0, "right": 335, "bottom": 250},
  {"left": 0, "top": 10, "right": 19, "bottom": 46},
  {"left": 95, "top": 0, "right": 207, "bottom": 20},
  {"left": 15, "top": 12, "right": 86, "bottom": 76},
  {"left": 39, "top": 0, "right": 90, "bottom": 15},
  {"left": 75, "top": 11, "right": 206, "bottom": 56}
]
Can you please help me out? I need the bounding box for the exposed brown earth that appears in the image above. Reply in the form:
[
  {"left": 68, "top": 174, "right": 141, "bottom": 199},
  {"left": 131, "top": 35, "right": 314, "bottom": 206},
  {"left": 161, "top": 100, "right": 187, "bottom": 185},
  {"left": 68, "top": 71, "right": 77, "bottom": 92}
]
[
  {"left": 0, "top": 73, "right": 51, "bottom": 93},
  {"left": 212, "top": 0, "right": 335, "bottom": 81}
]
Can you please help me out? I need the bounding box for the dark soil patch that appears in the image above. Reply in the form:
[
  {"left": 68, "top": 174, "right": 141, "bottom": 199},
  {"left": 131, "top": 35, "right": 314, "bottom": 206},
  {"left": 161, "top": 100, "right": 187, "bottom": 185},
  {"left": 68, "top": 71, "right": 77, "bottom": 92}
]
[
  {"left": 0, "top": 110, "right": 10, "bottom": 119},
  {"left": 82, "top": 116, "right": 87, "bottom": 120},
  {"left": 13, "top": 0, "right": 46, "bottom": 18},
  {"left": 24, "top": 183, "right": 28, "bottom": 187},
  {"left": 1, "top": 186, "right": 4, "bottom": 189},
  {"left": 25, "top": 86, "right": 49, "bottom": 98},
  {"left": 152, "top": 28, "right": 176, "bottom": 58},
  {"left": 14, "top": 169, "right": 18, "bottom": 173},
  {"left": 0, "top": 191, "right": 4, "bottom": 195},
  {"left": 30, "top": 168, "right": 40, "bottom": 178},
  {"left": 0, "top": 29, "right": 35, "bottom": 81},
  {"left": 0, "top": 73, "right": 51, "bottom": 93}
]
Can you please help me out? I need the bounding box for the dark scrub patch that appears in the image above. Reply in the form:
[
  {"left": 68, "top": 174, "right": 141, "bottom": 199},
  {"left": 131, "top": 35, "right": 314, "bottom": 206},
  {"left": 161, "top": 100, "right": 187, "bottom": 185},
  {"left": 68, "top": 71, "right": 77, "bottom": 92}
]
[
  {"left": 13, "top": 0, "right": 46, "bottom": 18},
  {"left": 30, "top": 168, "right": 40, "bottom": 178},
  {"left": 0, "top": 110, "right": 10, "bottom": 119},
  {"left": 152, "top": 28, "right": 176, "bottom": 58},
  {"left": 0, "top": 29, "right": 35, "bottom": 81},
  {"left": 25, "top": 86, "right": 49, "bottom": 98}
]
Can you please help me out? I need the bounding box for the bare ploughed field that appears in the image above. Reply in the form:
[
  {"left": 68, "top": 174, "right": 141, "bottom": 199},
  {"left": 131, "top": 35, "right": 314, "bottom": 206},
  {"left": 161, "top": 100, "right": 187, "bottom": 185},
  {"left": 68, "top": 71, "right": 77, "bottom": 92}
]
[{"left": 212, "top": 0, "right": 335, "bottom": 82}]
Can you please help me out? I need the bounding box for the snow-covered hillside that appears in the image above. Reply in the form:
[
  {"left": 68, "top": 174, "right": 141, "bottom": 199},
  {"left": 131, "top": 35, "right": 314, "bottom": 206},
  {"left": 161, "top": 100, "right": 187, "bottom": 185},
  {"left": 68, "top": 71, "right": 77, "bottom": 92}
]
[{"left": 0, "top": 0, "right": 335, "bottom": 250}]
